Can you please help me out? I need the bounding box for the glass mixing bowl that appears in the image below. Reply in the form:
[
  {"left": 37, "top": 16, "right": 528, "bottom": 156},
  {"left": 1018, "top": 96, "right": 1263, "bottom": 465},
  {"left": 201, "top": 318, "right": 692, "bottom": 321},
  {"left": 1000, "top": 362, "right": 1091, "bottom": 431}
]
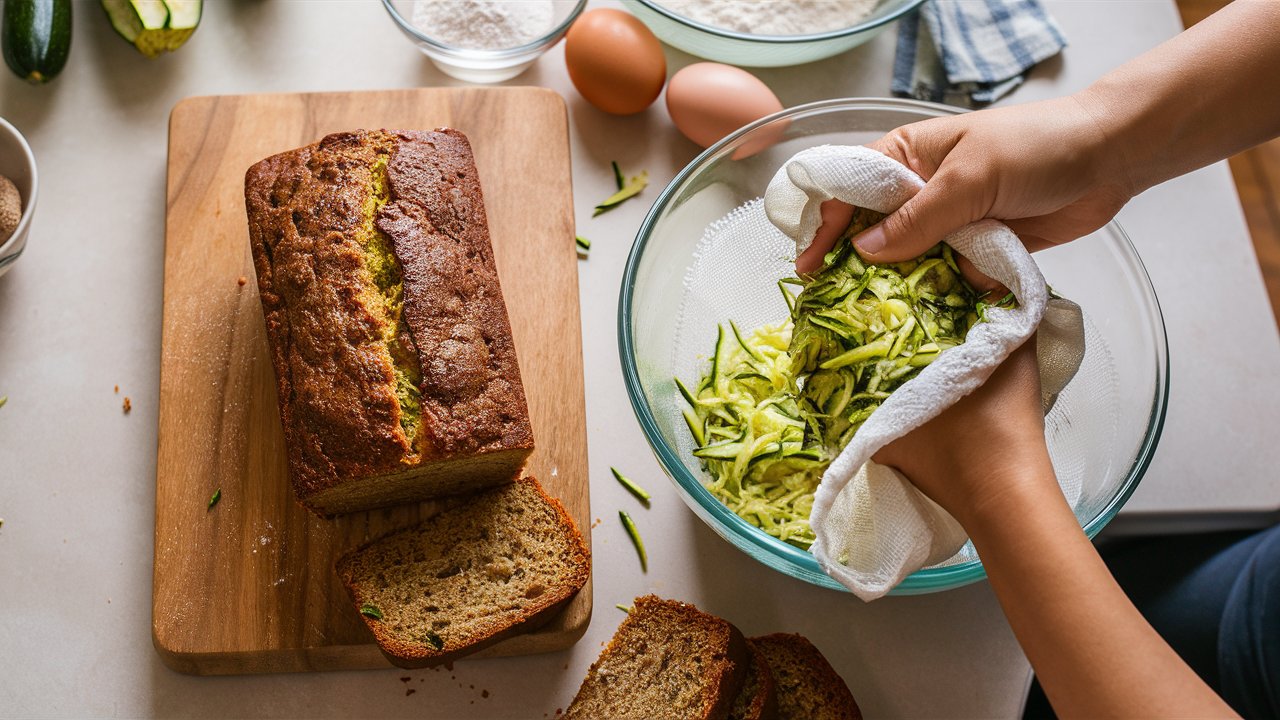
[
  {"left": 382, "top": 0, "right": 585, "bottom": 84},
  {"left": 621, "top": 0, "right": 926, "bottom": 67},
  {"left": 619, "top": 98, "right": 1169, "bottom": 594}
]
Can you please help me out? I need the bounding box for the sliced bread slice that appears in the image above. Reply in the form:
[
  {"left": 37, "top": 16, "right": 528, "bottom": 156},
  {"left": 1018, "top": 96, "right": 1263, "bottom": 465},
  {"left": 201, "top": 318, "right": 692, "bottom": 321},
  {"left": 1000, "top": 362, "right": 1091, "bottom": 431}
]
[
  {"left": 566, "top": 595, "right": 749, "bottom": 720},
  {"left": 729, "top": 639, "right": 779, "bottom": 720},
  {"left": 750, "top": 633, "right": 862, "bottom": 720},
  {"left": 335, "top": 476, "right": 589, "bottom": 668}
]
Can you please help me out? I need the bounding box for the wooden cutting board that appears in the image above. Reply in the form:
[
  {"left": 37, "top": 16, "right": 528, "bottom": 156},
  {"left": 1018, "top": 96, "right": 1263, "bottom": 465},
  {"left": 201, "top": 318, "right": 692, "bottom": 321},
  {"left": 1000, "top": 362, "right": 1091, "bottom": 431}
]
[{"left": 153, "top": 88, "right": 590, "bottom": 675}]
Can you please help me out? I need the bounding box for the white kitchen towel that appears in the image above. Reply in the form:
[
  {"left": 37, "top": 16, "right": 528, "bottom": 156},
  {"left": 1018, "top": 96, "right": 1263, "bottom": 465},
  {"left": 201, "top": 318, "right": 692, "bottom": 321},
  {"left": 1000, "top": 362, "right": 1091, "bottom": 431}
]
[{"left": 764, "top": 144, "right": 1084, "bottom": 599}]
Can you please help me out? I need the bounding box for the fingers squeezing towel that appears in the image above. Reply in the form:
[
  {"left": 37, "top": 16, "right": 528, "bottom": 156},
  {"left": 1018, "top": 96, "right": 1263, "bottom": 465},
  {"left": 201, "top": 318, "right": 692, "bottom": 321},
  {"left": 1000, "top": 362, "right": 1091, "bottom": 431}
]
[{"left": 764, "top": 145, "right": 1084, "bottom": 599}]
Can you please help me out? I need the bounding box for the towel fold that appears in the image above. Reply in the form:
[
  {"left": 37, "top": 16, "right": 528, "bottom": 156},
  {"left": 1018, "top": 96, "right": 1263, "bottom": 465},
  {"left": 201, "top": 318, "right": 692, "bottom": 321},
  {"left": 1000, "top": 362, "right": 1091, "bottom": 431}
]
[{"left": 892, "top": 0, "right": 1067, "bottom": 108}]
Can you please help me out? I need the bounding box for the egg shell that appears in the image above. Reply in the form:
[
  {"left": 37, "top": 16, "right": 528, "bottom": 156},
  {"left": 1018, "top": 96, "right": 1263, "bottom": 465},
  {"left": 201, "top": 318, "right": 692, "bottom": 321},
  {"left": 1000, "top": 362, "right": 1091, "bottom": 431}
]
[
  {"left": 565, "top": 9, "right": 667, "bottom": 116},
  {"left": 666, "top": 63, "right": 785, "bottom": 157}
]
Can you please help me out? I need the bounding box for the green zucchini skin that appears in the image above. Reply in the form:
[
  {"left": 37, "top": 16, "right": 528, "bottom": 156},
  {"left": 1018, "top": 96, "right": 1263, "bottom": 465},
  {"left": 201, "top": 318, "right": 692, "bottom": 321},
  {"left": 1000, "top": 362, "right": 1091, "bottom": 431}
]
[{"left": 3, "top": 0, "right": 72, "bottom": 84}]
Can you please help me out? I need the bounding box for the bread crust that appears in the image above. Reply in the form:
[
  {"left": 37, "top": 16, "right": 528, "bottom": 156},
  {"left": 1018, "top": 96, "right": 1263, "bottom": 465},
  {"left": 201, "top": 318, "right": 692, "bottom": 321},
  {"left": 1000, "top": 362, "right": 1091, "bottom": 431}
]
[
  {"left": 245, "top": 129, "right": 533, "bottom": 515},
  {"left": 750, "top": 633, "right": 862, "bottom": 720},
  {"left": 730, "top": 640, "right": 779, "bottom": 720}
]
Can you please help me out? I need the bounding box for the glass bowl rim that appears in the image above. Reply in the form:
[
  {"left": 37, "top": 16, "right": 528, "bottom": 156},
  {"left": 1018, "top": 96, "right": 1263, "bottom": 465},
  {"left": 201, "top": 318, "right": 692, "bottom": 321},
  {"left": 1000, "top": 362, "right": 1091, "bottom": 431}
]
[
  {"left": 0, "top": 116, "right": 37, "bottom": 260},
  {"left": 380, "top": 0, "right": 587, "bottom": 58},
  {"left": 616, "top": 97, "right": 1170, "bottom": 593},
  {"left": 627, "top": 0, "right": 928, "bottom": 43}
]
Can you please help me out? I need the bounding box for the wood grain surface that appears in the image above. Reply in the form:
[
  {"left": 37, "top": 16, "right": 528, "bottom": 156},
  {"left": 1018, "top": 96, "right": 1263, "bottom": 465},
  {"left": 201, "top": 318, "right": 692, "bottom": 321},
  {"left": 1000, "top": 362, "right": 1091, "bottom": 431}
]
[{"left": 153, "top": 88, "right": 590, "bottom": 675}]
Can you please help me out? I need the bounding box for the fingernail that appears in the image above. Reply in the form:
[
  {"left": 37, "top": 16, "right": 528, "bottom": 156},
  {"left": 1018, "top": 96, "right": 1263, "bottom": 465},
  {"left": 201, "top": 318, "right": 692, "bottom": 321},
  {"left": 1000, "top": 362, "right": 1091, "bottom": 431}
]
[{"left": 855, "top": 225, "right": 886, "bottom": 255}]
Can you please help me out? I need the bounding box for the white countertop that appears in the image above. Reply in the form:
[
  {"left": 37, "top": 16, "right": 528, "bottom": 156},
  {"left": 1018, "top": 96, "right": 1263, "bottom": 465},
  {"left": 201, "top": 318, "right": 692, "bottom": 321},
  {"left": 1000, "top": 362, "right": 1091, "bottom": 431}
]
[{"left": 2, "top": 1, "right": 1277, "bottom": 717}]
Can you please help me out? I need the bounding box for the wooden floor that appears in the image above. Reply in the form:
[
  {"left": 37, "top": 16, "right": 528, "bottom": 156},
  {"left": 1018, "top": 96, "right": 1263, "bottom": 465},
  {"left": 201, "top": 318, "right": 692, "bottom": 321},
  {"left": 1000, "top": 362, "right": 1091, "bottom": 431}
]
[{"left": 1177, "top": 0, "right": 1280, "bottom": 318}]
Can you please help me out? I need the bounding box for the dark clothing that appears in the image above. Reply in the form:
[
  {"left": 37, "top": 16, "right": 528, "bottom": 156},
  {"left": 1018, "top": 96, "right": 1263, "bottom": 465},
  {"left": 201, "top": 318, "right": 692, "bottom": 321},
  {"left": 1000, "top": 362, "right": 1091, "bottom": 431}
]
[{"left": 1023, "top": 525, "right": 1280, "bottom": 719}]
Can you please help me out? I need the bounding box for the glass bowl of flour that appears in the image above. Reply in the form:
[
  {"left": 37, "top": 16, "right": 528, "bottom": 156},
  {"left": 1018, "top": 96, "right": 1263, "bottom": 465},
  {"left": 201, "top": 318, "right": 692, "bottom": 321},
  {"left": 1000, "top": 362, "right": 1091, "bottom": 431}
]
[
  {"left": 622, "top": 0, "right": 926, "bottom": 67},
  {"left": 383, "top": 0, "right": 586, "bottom": 83}
]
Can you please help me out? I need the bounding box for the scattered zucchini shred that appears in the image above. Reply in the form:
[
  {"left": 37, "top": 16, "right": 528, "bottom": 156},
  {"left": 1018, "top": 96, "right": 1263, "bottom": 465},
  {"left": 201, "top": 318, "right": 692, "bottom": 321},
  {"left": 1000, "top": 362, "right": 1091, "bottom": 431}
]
[
  {"left": 206, "top": 488, "right": 221, "bottom": 511},
  {"left": 610, "top": 161, "right": 625, "bottom": 191},
  {"left": 678, "top": 208, "right": 1013, "bottom": 549},
  {"left": 611, "top": 467, "right": 651, "bottom": 504},
  {"left": 594, "top": 163, "right": 648, "bottom": 216},
  {"left": 619, "top": 510, "right": 647, "bottom": 572},
  {"left": 576, "top": 235, "right": 591, "bottom": 257}
]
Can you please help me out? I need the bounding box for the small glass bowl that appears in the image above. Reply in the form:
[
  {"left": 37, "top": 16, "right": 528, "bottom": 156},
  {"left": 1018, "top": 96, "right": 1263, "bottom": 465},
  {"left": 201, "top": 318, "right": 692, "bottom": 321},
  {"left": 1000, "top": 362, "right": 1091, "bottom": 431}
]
[
  {"left": 0, "top": 116, "right": 37, "bottom": 278},
  {"left": 621, "top": 0, "right": 927, "bottom": 67},
  {"left": 618, "top": 99, "right": 1169, "bottom": 594},
  {"left": 382, "top": 0, "right": 585, "bottom": 84}
]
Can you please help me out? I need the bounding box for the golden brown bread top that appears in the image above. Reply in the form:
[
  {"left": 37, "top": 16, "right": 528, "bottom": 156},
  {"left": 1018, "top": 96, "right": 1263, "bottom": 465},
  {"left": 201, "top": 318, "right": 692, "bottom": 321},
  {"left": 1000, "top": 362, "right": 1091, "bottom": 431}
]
[
  {"left": 377, "top": 130, "right": 532, "bottom": 455},
  {"left": 244, "top": 129, "right": 532, "bottom": 504}
]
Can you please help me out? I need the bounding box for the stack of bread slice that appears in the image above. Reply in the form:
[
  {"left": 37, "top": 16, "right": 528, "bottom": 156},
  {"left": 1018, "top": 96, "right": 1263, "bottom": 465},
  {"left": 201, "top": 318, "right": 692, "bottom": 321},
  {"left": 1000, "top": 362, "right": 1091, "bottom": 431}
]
[{"left": 567, "top": 595, "right": 862, "bottom": 720}]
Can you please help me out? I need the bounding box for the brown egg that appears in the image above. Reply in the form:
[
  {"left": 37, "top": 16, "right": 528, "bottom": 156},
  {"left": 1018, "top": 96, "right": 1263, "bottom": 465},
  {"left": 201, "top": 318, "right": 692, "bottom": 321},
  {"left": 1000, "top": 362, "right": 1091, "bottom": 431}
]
[
  {"left": 565, "top": 9, "right": 666, "bottom": 115},
  {"left": 666, "top": 63, "right": 785, "bottom": 158}
]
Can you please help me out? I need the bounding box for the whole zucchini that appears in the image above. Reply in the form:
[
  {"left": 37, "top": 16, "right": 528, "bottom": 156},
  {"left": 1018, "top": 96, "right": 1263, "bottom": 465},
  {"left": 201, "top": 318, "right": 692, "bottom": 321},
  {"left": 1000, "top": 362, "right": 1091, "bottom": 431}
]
[{"left": 2, "top": 0, "right": 72, "bottom": 84}]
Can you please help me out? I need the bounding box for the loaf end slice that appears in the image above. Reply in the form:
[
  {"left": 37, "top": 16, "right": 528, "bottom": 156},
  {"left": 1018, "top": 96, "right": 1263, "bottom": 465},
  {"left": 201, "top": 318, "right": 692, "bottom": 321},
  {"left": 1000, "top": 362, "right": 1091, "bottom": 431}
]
[
  {"left": 565, "top": 595, "right": 748, "bottom": 720},
  {"left": 750, "top": 633, "right": 861, "bottom": 720},
  {"left": 335, "top": 476, "right": 588, "bottom": 668},
  {"left": 729, "top": 639, "right": 779, "bottom": 720}
]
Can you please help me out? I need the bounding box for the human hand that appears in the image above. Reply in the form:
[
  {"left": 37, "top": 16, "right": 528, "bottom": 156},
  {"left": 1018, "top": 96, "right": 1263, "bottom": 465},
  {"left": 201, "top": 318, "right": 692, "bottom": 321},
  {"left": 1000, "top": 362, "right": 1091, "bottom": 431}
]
[
  {"left": 796, "top": 94, "right": 1134, "bottom": 273},
  {"left": 872, "top": 338, "right": 1057, "bottom": 530}
]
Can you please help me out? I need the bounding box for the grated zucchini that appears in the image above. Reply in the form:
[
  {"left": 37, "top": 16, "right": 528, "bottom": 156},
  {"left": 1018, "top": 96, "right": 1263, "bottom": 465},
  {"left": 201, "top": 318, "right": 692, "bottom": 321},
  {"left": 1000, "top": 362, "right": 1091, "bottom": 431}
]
[{"left": 678, "top": 209, "right": 1013, "bottom": 549}]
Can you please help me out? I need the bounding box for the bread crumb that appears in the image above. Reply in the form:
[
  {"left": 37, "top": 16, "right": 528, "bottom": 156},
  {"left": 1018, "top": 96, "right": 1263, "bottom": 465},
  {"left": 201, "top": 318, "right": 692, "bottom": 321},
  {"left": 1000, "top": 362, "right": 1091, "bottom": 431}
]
[
  {"left": 237, "top": 276, "right": 247, "bottom": 287},
  {"left": 122, "top": 397, "right": 132, "bottom": 413},
  {"left": 481, "top": 689, "right": 490, "bottom": 699},
  {"left": 114, "top": 385, "right": 119, "bottom": 393},
  {"left": 405, "top": 688, "right": 415, "bottom": 697},
  {"left": 400, "top": 677, "right": 411, "bottom": 683}
]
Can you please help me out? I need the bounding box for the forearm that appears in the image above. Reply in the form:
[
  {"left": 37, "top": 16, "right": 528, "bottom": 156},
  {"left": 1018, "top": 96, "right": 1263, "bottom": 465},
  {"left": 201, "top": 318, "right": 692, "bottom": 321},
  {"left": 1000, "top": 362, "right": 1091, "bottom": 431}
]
[
  {"left": 962, "top": 463, "right": 1237, "bottom": 718},
  {"left": 1076, "top": 0, "right": 1280, "bottom": 195}
]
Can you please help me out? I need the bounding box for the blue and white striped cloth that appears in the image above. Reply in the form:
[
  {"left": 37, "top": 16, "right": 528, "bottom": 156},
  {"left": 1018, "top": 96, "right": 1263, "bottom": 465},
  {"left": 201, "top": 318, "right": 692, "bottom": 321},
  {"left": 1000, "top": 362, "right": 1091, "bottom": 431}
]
[{"left": 892, "top": 0, "right": 1067, "bottom": 108}]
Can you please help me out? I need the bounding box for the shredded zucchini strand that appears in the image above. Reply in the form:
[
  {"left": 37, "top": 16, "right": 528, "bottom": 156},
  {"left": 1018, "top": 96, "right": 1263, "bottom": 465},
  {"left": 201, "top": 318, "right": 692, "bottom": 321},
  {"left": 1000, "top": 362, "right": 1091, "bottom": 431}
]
[{"left": 679, "top": 209, "right": 1013, "bottom": 549}]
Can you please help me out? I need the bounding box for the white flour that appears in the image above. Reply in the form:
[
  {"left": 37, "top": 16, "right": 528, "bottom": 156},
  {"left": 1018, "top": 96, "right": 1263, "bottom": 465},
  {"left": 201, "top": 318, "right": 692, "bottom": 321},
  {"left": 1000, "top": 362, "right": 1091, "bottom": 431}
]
[
  {"left": 411, "top": 0, "right": 555, "bottom": 49},
  {"left": 658, "top": 0, "right": 882, "bottom": 35}
]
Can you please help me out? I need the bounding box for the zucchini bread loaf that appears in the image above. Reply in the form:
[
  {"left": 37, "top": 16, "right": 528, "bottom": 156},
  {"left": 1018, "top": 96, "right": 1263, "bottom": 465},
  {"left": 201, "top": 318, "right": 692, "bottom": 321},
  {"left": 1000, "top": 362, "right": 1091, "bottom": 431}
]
[{"left": 245, "top": 129, "right": 534, "bottom": 516}]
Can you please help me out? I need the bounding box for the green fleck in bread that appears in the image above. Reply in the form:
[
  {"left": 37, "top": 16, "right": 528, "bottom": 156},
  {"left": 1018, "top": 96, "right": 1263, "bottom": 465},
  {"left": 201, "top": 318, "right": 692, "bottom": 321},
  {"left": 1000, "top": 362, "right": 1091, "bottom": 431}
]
[
  {"left": 566, "top": 595, "right": 749, "bottom": 720},
  {"left": 244, "top": 128, "right": 534, "bottom": 516},
  {"left": 335, "top": 476, "right": 588, "bottom": 668},
  {"left": 729, "top": 639, "right": 779, "bottom": 720},
  {"left": 750, "top": 633, "right": 862, "bottom": 720}
]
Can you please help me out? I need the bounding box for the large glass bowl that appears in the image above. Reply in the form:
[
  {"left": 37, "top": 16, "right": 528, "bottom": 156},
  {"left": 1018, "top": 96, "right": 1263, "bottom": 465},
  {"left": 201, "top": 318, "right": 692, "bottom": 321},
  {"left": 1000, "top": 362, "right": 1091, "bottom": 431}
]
[
  {"left": 621, "top": 0, "right": 926, "bottom": 67},
  {"left": 618, "top": 99, "right": 1169, "bottom": 594}
]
